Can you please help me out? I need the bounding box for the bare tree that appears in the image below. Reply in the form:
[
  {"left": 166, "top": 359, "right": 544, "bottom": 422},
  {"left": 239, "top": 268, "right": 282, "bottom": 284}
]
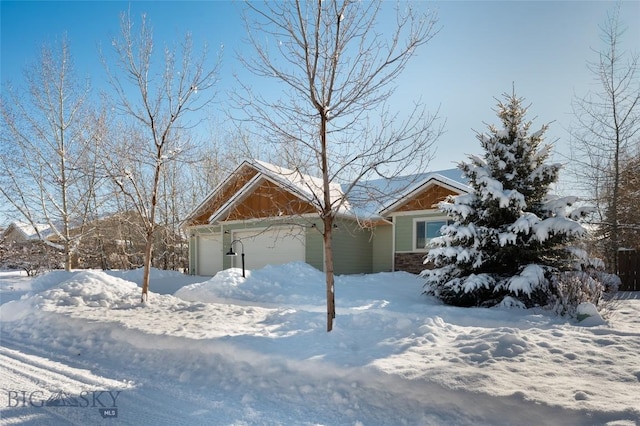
[
  {"left": 0, "top": 35, "right": 102, "bottom": 271},
  {"left": 615, "top": 142, "right": 640, "bottom": 250},
  {"left": 236, "top": 0, "right": 441, "bottom": 331},
  {"left": 569, "top": 3, "right": 640, "bottom": 273},
  {"left": 101, "top": 11, "right": 221, "bottom": 301}
]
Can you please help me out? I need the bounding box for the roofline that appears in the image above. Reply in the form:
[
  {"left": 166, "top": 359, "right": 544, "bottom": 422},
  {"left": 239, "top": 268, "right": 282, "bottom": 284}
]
[
  {"left": 184, "top": 160, "right": 328, "bottom": 228},
  {"left": 180, "top": 160, "right": 255, "bottom": 229},
  {"left": 251, "top": 161, "right": 322, "bottom": 205},
  {"left": 207, "top": 172, "right": 263, "bottom": 224},
  {"left": 182, "top": 161, "right": 471, "bottom": 229},
  {"left": 379, "top": 174, "right": 471, "bottom": 216}
]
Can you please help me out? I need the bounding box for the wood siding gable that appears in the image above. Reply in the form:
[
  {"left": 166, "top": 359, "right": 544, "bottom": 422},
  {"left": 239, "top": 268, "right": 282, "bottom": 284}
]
[
  {"left": 223, "top": 179, "right": 317, "bottom": 221},
  {"left": 392, "top": 183, "right": 457, "bottom": 213},
  {"left": 187, "top": 166, "right": 259, "bottom": 226}
]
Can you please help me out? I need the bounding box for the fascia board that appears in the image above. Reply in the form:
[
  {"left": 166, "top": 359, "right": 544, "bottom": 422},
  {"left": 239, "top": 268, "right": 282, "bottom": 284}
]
[
  {"left": 207, "top": 172, "right": 264, "bottom": 224},
  {"left": 379, "top": 175, "right": 471, "bottom": 217},
  {"left": 208, "top": 169, "right": 321, "bottom": 224},
  {"left": 261, "top": 166, "right": 322, "bottom": 206},
  {"left": 180, "top": 160, "right": 254, "bottom": 229}
]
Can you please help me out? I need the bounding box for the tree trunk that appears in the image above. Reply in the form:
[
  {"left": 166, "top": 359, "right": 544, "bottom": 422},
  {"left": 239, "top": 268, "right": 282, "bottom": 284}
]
[
  {"left": 323, "top": 215, "right": 335, "bottom": 332},
  {"left": 140, "top": 231, "right": 153, "bottom": 302},
  {"left": 141, "top": 146, "right": 163, "bottom": 302}
]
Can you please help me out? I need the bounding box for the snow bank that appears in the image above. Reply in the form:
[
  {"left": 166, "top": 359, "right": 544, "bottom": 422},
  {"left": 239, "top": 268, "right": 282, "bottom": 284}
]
[{"left": 1, "top": 264, "right": 639, "bottom": 425}]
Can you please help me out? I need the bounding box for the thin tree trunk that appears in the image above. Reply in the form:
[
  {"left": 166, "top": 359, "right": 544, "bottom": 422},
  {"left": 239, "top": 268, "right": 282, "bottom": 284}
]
[
  {"left": 141, "top": 148, "right": 163, "bottom": 302},
  {"left": 320, "top": 110, "right": 335, "bottom": 331},
  {"left": 141, "top": 232, "right": 153, "bottom": 302},
  {"left": 323, "top": 216, "right": 335, "bottom": 332}
]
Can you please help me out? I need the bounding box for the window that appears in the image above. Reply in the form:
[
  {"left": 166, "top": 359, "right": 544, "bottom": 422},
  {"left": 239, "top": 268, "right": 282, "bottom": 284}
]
[{"left": 415, "top": 219, "right": 449, "bottom": 250}]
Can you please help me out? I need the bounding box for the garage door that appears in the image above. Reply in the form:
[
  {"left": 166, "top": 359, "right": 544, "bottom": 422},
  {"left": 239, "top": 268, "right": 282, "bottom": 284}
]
[
  {"left": 231, "top": 226, "right": 305, "bottom": 271},
  {"left": 197, "top": 234, "right": 223, "bottom": 276}
]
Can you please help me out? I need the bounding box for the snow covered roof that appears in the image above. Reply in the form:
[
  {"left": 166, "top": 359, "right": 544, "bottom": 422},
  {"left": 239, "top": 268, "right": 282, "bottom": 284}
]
[
  {"left": 343, "top": 168, "right": 471, "bottom": 219},
  {"left": 2, "top": 221, "right": 55, "bottom": 241},
  {"left": 252, "top": 160, "right": 349, "bottom": 212},
  {"left": 378, "top": 169, "right": 471, "bottom": 216},
  {"left": 184, "top": 160, "right": 471, "bottom": 227}
]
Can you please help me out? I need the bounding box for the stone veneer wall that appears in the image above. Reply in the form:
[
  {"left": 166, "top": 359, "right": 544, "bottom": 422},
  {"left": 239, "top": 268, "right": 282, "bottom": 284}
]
[{"left": 394, "top": 252, "right": 434, "bottom": 275}]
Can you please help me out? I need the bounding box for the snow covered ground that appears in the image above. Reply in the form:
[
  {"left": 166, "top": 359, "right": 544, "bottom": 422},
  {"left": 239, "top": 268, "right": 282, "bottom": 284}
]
[{"left": 1, "top": 263, "right": 639, "bottom": 425}]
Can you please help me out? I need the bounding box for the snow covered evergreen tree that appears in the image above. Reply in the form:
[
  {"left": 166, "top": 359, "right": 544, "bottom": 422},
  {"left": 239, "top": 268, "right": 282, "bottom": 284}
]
[{"left": 423, "top": 92, "right": 595, "bottom": 308}]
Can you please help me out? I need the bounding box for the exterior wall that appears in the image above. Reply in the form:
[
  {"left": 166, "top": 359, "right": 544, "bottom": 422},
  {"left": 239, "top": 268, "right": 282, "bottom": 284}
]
[
  {"left": 394, "top": 185, "right": 457, "bottom": 212},
  {"left": 188, "top": 218, "right": 328, "bottom": 275},
  {"left": 189, "top": 167, "right": 259, "bottom": 226},
  {"left": 389, "top": 183, "right": 461, "bottom": 273},
  {"left": 332, "top": 220, "right": 373, "bottom": 275},
  {"left": 304, "top": 220, "right": 325, "bottom": 272},
  {"left": 189, "top": 236, "right": 196, "bottom": 274},
  {"left": 394, "top": 252, "right": 428, "bottom": 274},
  {"left": 394, "top": 211, "right": 447, "bottom": 252},
  {"left": 372, "top": 224, "right": 393, "bottom": 273},
  {"left": 393, "top": 211, "right": 448, "bottom": 273},
  {"left": 2, "top": 227, "right": 27, "bottom": 243},
  {"left": 394, "top": 215, "right": 414, "bottom": 253},
  {"left": 224, "top": 180, "right": 316, "bottom": 221}
]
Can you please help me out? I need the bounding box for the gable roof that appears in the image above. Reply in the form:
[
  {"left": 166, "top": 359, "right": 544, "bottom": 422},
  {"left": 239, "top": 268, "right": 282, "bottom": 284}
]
[
  {"left": 182, "top": 160, "right": 471, "bottom": 227},
  {"left": 252, "top": 160, "right": 347, "bottom": 211},
  {"left": 346, "top": 168, "right": 470, "bottom": 218},
  {"left": 377, "top": 170, "right": 471, "bottom": 216},
  {"left": 1, "top": 221, "right": 55, "bottom": 241}
]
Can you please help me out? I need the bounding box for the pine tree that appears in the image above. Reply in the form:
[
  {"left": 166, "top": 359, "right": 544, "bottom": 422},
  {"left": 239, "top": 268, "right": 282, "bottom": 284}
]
[{"left": 423, "top": 92, "right": 592, "bottom": 308}]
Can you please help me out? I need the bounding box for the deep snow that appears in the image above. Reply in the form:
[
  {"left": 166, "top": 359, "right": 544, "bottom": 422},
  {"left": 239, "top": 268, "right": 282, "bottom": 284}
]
[{"left": 1, "top": 263, "right": 639, "bottom": 425}]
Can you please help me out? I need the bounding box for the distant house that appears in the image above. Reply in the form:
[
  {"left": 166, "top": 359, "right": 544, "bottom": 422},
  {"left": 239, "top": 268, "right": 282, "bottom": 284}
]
[
  {"left": 1, "top": 214, "right": 186, "bottom": 272},
  {"left": 182, "top": 160, "right": 470, "bottom": 276},
  {"left": 0, "top": 221, "right": 63, "bottom": 273},
  {"left": 71, "top": 211, "right": 186, "bottom": 271},
  {"left": 0, "top": 221, "right": 55, "bottom": 243}
]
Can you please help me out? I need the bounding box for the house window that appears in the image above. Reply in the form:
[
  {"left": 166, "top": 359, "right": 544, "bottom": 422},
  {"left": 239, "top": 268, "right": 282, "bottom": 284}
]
[{"left": 415, "top": 219, "right": 449, "bottom": 250}]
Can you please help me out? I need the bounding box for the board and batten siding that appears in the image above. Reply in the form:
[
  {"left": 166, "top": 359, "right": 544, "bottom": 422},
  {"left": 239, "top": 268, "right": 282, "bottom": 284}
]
[
  {"left": 372, "top": 224, "right": 393, "bottom": 272},
  {"left": 332, "top": 222, "right": 373, "bottom": 275}
]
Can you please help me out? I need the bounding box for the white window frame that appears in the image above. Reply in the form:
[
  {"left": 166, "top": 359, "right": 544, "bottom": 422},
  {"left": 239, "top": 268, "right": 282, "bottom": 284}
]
[{"left": 412, "top": 217, "right": 450, "bottom": 252}]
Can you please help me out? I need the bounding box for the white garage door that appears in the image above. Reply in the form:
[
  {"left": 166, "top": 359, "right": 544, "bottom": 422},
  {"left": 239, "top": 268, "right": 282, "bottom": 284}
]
[
  {"left": 197, "top": 234, "right": 223, "bottom": 276},
  {"left": 231, "top": 226, "right": 305, "bottom": 271}
]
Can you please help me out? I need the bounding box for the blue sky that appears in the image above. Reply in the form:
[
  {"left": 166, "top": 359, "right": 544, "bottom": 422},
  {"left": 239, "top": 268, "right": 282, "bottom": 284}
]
[{"left": 1, "top": 1, "right": 639, "bottom": 175}]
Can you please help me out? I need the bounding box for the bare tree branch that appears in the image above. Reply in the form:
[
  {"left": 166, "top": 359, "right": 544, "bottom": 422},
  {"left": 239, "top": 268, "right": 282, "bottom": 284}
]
[
  {"left": 101, "top": 10, "right": 221, "bottom": 302},
  {"left": 234, "top": 0, "right": 441, "bottom": 331},
  {"left": 568, "top": 3, "right": 640, "bottom": 272}
]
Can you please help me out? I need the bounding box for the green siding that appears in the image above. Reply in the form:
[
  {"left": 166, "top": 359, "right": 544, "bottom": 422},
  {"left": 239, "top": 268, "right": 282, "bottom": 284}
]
[
  {"left": 372, "top": 224, "right": 393, "bottom": 272},
  {"left": 394, "top": 216, "right": 414, "bottom": 252},
  {"left": 394, "top": 212, "right": 448, "bottom": 252},
  {"left": 332, "top": 220, "right": 373, "bottom": 275}
]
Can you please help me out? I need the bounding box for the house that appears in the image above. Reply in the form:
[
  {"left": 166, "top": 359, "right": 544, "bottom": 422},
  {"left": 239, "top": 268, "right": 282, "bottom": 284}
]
[
  {"left": 69, "top": 211, "right": 187, "bottom": 271},
  {"left": 0, "top": 221, "right": 63, "bottom": 272},
  {"left": 181, "top": 160, "right": 471, "bottom": 276},
  {"left": 0, "top": 221, "right": 55, "bottom": 243}
]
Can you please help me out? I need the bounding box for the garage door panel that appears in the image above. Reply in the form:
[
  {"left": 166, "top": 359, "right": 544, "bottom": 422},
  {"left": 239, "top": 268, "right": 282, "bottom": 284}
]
[{"left": 232, "top": 227, "right": 305, "bottom": 270}]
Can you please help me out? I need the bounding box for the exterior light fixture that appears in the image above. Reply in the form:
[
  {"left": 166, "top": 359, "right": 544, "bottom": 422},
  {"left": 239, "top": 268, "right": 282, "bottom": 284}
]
[{"left": 226, "top": 239, "right": 245, "bottom": 278}]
